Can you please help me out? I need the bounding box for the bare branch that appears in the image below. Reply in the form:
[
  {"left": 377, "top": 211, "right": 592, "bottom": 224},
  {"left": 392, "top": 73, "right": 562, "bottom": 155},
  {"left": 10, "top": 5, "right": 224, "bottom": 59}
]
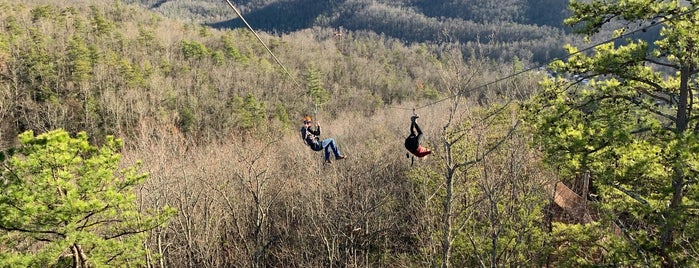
[
  {"left": 611, "top": 184, "right": 650, "bottom": 205},
  {"left": 645, "top": 57, "right": 679, "bottom": 69},
  {"left": 77, "top": 205, "right": 111, "bottom": 231},
  {"left": 0, "top": 224, "right": 65, "bottom": 238},
  {"left": 105, "top": 228, "right": 150, "bottom": 240},
  {"left": 455, "top": 120, "right": 521, "bottom": 170}
]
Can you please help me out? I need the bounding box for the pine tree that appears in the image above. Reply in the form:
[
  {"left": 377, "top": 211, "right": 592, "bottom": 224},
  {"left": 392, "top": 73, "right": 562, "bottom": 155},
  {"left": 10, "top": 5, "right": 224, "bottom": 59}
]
[
  {"left": 524, "top": 1, "right": 699, "bottom": 265},
  {"left": 0, "top": 129, "right": 175, "bottom": 267},
  {"left": 305, "top": 64, "right": 330, "bottom": 106}
]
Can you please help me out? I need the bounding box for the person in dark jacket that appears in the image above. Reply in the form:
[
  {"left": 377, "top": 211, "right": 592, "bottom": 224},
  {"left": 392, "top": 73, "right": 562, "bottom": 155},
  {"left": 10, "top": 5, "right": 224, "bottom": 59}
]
[
  {"left": 301, "top": 115, "right": 347, "bottom": 163},
  {"left": 404, "top": 114, "right": 432, "bottom": 158}
]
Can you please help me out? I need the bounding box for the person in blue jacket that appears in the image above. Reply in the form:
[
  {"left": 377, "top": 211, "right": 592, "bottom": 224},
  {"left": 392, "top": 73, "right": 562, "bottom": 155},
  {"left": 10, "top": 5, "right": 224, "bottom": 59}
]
[{"left": 300, "top": 115, "right": 347, "bottom": 163}]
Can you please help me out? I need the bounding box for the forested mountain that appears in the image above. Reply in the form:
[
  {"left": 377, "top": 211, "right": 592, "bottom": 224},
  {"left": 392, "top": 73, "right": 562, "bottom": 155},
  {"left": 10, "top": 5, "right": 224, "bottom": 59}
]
[
  {"left": 122, "top": 0, "right": 577, "bottom": 63},
  {"left": 2, "top": 0, "right": 528, "bottom": 145},
  {"left": 0, "top": 0, "right": 549, "bottom": 266},
  {"left": 2, "top": 0, "right": 696, "bottom": 267},
  {"left": 0, "top": 1, "right": 551, "bottom": 266}
]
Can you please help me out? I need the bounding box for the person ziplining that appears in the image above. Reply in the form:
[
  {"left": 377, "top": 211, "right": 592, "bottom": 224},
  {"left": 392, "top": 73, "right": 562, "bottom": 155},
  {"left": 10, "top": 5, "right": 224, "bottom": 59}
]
[
  {"left": 300, "top": 115, "right": 347, "bottom": 164},
  {"left": 404, "top": 112, "right": 432, "bottom": 163}
]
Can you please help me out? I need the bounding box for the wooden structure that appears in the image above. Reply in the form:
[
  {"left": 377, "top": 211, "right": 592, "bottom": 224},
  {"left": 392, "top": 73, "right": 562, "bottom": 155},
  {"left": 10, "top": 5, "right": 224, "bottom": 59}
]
[
  {"left": 553, "top": 181, "right": 594, "bottom": 223},
  {"left": 548, "top": 172, "right": 622, "bottom": 235}
]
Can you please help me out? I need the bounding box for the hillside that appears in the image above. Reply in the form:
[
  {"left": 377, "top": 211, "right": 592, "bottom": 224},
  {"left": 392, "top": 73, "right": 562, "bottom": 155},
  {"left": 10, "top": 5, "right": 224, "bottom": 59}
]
[
  {"left": 122, "top": 0, "right": 578, "bottom": 63},
  {"left": 2, "top": 0, "right": 544, "bottom": 146},
  {"left": 1, "top": 1, "right": 555, "bottom": 266},
  {"left": 6, "top": 0, "right": 696, "bottom": 267}
]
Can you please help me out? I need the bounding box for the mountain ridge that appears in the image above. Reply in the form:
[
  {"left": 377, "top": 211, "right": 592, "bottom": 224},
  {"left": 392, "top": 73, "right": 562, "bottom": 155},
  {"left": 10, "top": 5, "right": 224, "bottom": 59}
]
[{"left": 122, "top": 0, "right": 576, "bottom": 63}]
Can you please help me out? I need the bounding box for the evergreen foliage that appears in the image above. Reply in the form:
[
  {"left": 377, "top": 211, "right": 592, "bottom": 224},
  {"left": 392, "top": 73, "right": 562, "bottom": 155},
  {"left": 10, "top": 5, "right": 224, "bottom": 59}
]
[
  {"left": 524, "top": 0, "right": 699, "bottom": 265},
  {"left": 305, "top": 64, "right": 329, "bottom": 106},
  {"left": 0, "top": 129, "right": 175, "bottom": 267},
  {"left": 232, "top": 93, "right": 266, "bottom": 130}
]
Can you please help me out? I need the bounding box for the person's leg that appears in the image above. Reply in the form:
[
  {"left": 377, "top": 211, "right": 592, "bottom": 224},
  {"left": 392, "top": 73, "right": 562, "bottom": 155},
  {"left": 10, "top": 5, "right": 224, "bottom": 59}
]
[
  {"left": 413, "top": 121, "right": 423, "bottom": 136},
  {"left": 410, "top": 118, "right": 417, "bottom": 136},
  {"left": 414, "top": 121, "right": 423, "bottom": 142},
  {"left": 322, "top": 138, "right": 343, "bottom": 158},
  {"left": 323, "top": 142, "right": 331, "bottom": 161}
]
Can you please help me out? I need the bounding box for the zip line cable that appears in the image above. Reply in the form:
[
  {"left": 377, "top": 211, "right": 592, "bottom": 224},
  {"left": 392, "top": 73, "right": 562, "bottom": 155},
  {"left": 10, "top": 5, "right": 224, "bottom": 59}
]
[
  {"left": 221, "top": 0, "right": 697, "bottom": 118},
  {"left": 405, "top": 5, "right": 699, "bottom": 112},
  {"left": 392, "top": 5, "right": 699, "bottom": 165},
  {"left": 222, "top": 0, "right": 302, "bottom": 89},
  {"left": 222, "top": 0, "right": 327, "bottom": 121},
  {"left": 220, "top": 0, "right": 696, "bottom": 170}
]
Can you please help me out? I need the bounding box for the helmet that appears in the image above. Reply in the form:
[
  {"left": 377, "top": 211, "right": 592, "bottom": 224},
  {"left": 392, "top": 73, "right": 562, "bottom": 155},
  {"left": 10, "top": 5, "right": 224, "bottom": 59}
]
[{"left": 303, "top": 116, "right": 312, "bottom": 123}]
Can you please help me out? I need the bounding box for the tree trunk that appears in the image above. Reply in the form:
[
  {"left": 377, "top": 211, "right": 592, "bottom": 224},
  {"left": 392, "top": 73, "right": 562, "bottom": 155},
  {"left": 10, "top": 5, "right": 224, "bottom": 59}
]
[
  {"left": 71, "top": 244, "right": 88, "bottom": 268},
  {"left": 441, "top": 167, "right": 454, "bottom": 268},
  {"left": 659, "top": 64, "right": 690, "bottom": 266}
]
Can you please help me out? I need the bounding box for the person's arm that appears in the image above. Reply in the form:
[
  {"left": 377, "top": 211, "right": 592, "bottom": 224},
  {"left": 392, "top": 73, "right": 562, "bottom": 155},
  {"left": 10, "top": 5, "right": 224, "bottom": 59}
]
[{"left": 310, "top": 122, "right": 321, "bottom": 135}]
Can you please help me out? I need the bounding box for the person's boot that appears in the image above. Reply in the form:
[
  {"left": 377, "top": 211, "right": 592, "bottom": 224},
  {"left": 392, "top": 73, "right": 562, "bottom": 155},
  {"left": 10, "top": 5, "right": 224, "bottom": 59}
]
[{"left": 336, "top": 155, "right": 347, "bottom": 160}]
